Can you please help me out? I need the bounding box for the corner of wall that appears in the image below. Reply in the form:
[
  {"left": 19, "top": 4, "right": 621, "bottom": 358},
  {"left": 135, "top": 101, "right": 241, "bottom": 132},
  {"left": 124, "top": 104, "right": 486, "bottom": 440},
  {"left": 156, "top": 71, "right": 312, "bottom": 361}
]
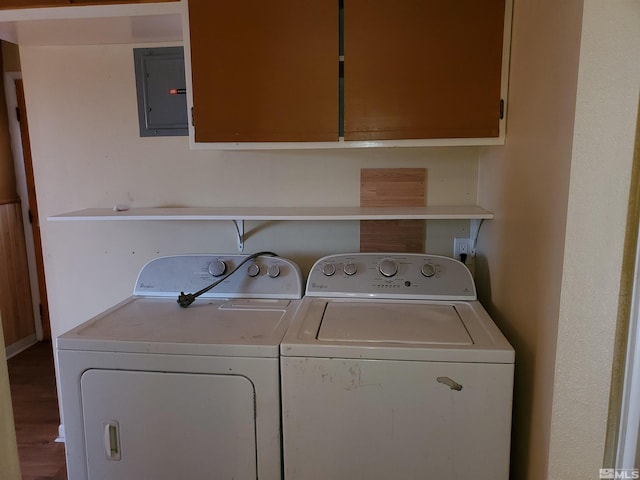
[{"left": 1, "top": 41, "right": 20, "bottom": 73}]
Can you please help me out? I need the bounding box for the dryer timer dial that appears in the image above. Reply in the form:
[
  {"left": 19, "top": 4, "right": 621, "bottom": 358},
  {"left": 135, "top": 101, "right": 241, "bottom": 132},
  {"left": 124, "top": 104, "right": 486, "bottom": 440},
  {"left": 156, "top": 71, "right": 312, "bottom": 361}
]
[
  {"left": 208, "top": 259, "right": 227, "bottom": 277},
  {"left": 267, "top": 264, "right": 281, "bottom": 278},
  {"left": 247, "top": 263, "right": 260, "bottom": 277}
]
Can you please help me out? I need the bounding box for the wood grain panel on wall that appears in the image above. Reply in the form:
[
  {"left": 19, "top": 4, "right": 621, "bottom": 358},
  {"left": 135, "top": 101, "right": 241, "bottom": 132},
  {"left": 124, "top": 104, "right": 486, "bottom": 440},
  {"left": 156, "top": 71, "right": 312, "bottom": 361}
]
[
  {"left": 0, "top": 202, "right": 35, "bottom": 347},
  {"left": 360, "top": 168, "right": 426, "bottom": 252}
]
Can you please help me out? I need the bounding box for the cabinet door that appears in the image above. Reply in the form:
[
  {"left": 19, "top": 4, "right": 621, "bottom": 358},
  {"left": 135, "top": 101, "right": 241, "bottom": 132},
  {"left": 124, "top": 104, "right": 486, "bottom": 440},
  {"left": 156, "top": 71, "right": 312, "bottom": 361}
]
[
  {"left": 188, "top": 0, "right": 339, "bottom": 142},
  {"left": 344, "top": 0, "right": 506, "bottom": 141}
]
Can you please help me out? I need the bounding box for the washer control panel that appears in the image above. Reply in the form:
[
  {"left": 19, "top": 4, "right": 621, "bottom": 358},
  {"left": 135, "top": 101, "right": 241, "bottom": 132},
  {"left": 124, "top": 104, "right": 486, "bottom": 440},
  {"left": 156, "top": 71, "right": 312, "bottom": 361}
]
[
  {"left": 135, "top": 254, "right": 304, "bottom": 299},
  {"left": 306, "top": 253, "right": 476, "bottom": 301}
]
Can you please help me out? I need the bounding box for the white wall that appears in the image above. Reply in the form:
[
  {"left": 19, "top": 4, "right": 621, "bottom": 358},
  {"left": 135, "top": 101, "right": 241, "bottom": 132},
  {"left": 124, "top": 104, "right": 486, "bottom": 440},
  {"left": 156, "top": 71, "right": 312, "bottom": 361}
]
[
  {"left": 19, "top": 43, "right": 481, "bottom": 339},
  {"left": 478, "top": 0, "right": 640, "bottom": 478},
  {"left": 477, "top": 0, "right": 582, "bottom": 476},
  {"left": 0, "top": 313, "right": 20, "bottom": 479},
  {"left": 549, "top": 1, "right": 640, "bottom": 478}
]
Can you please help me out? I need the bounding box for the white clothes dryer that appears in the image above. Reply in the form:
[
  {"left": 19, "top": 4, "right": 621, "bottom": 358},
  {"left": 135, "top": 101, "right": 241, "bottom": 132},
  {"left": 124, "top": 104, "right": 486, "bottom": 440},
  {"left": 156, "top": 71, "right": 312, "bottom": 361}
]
[
  {"left": 57, "top": 253, "right": 303, "bottom": 480},
  {"left": 281, "top": 253, "right": 514, "bottom": 480}
]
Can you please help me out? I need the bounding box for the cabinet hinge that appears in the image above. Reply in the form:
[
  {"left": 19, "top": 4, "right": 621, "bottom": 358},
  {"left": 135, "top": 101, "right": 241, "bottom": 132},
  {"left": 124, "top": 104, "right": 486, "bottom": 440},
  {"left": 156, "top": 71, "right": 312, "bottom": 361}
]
[
  {"left": 28, "top": 209, "right": 33, "bottom": 224},
  {"left": 191, "top": 107, "right": 195, "bottom": 127},
  {"left": 39, "top": 303, "right": 43, "bottom": 319},
  {"left": 499, "top": 99, "right": 505, "bottom": 120},
  {"left": 15, "top": 106, "right": 20, "bottom": 123}
]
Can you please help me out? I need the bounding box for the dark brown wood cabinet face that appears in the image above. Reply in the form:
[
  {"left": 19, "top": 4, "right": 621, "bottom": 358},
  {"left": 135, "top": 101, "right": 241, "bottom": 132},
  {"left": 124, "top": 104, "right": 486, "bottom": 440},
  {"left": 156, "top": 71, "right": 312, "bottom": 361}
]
[
  {"left": 188, "top": 0, "right": 340, "bottom": 142},
  {"left": 189, "top": 0, "right": 506, "bottom": 143},
  {"left": 343, "top": 0, "right": 506, "bottom": 141}
]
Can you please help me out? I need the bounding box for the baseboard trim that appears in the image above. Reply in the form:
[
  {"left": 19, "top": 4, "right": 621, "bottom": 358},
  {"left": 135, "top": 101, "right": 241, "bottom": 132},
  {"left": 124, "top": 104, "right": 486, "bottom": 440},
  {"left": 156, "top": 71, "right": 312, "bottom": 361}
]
[
  {"left": 5, "top": 334, "right": 37, "bottom": 359},
  {"left": 55, "top": 424, "right": 65, "bottom": 443}
]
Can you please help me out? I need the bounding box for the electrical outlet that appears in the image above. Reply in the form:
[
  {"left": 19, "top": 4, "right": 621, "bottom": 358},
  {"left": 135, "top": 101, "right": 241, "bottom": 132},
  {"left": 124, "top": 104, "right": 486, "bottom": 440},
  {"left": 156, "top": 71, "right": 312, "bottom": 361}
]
[{"left": 453, "top": 237, "right": 473, "bottom": 259}]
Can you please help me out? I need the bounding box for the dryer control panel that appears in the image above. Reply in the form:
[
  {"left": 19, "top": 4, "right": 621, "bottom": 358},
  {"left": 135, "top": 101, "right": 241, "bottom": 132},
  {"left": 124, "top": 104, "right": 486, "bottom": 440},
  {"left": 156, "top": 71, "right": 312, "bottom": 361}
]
[
  {"left": 134, "top": 254, "right": 304, "bottom": 299},
  {"left": 306, "top": 253, "right": 476, "bottom": 301}
]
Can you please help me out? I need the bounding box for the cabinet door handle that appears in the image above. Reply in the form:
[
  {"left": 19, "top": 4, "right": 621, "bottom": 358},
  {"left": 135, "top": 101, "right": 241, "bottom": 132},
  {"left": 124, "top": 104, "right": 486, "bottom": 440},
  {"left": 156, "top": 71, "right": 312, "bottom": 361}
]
[
  {"left": 103, "top": 420, "right": 121, "bottom": 461},
  {"left": 436, "top": 376, "right": 463, "bottom": 391}
]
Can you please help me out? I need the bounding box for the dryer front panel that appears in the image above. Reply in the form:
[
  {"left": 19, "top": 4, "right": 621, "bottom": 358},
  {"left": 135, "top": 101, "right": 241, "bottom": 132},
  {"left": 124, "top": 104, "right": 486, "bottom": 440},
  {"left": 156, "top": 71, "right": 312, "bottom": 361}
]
[{"left": 80, "top": 369, "right": 256, "bottom": 480}]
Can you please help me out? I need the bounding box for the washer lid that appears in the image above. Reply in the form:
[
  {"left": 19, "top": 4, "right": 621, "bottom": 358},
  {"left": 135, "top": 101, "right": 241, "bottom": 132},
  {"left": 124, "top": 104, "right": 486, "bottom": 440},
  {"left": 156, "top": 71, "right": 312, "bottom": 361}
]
[
  {"left": 281, "top": 298, "right": 515, "bottom": 363},
  {"left": 317, "top": 302, "right": 472, "bottom": 345}
]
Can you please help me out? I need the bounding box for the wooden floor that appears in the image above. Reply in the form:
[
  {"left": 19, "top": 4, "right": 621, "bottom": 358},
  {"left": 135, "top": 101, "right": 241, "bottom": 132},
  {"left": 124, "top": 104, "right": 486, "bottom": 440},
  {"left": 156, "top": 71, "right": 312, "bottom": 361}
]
[{"left": 8, "top": 341, "right": 67, "bottom": 480}]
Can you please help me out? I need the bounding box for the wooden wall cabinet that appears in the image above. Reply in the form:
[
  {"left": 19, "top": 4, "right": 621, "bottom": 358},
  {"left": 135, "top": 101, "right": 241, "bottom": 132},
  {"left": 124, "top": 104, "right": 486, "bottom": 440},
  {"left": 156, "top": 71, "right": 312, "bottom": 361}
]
[{"left": 186, "top": 0, "right": 510, "bottom": 146}]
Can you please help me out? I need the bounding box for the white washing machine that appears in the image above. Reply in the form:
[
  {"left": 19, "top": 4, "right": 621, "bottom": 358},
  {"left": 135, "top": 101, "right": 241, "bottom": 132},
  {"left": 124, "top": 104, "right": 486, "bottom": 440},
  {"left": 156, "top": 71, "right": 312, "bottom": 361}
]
[
  {"left": 57, "top": 253, "right": 303, "bottom": 480},
  {"left": 281, "top": 253, "right": 514, "bottom": 480}
]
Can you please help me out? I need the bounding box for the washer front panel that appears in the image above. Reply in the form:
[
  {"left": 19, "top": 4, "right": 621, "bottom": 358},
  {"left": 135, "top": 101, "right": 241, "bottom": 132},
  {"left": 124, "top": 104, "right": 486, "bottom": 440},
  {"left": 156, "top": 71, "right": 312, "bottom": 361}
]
[{"left": 281, "top": 357, "right": 514, "bottom": 480}]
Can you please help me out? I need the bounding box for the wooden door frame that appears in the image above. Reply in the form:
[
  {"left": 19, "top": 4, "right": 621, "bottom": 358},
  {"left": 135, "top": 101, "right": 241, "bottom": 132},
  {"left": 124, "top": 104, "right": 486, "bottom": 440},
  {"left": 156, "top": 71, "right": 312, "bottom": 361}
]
[{"left": 3, "top": 72, "right": 46, "bottom": 343}]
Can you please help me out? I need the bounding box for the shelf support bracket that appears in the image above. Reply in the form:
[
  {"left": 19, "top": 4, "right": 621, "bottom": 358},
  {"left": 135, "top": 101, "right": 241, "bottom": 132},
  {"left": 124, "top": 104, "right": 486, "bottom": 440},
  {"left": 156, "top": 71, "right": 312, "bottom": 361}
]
[
  {"left": 233, "top": 219, "right": 244, "bottom": 252},
  {"left": 470, "top": 219, "right": 484, "bottom": 256}
]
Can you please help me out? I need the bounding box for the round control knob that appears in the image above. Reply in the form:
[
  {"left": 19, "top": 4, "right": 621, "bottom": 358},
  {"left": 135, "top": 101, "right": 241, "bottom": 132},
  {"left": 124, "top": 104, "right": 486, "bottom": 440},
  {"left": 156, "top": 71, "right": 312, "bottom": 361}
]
[
  {"left": 378, "top": 258, "right": 398, "bottom": 277},
  {"left": 343, "top": 262, "right": 358, "bottom": 276},
  {"left": 321, "top": 263, "right": 336, "bottom": 276},
  {"left": 208, "top": 259, "right": 227, "bottom": 277},
  {"left": 247, "top": 263, "right": 260, "bottom": 277},
  {"left": 421, "top": 263, "right": 436, "bottom": 278},
  {"left": 266, "top": 264, "right": 280, "bottom": 278}
]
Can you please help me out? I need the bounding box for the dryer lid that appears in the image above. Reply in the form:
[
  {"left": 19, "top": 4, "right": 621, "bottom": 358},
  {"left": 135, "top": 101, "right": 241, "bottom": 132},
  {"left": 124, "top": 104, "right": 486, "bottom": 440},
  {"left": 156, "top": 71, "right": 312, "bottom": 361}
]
[
  {"left": 57, "top": 297, "right": 299, "bottom": 357},
  {"left": 317, "top": 302, "right": 473, "bottom": 345}
]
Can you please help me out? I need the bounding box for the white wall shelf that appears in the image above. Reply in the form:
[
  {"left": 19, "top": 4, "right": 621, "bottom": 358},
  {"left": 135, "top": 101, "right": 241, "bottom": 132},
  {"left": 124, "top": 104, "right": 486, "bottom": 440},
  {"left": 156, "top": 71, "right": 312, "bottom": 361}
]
[
  {"left": 0, "top": 1, "right": 182, "bottom": 46},
  {"left": 49, "top": 206, "right": 493, "bottom": 252},
  {"left": 48, "top": 205, "right": 494, "bottom": 222}
]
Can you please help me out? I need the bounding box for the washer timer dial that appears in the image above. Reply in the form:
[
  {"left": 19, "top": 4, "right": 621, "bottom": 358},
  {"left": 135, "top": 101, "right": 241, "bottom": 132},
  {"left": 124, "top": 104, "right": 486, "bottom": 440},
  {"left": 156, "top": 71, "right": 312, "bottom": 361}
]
[
  {"left": 343, "top": 263, "right": 358, "bottom": 276},
  {"left": 378, "top": 258, "right": 399, "bottom": 277},
  {"left": 321, "top": 263, "right": 337, "bottom": 276},
  {"left": 421, "top": 263, "right": 436, "bottom": 277}
]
